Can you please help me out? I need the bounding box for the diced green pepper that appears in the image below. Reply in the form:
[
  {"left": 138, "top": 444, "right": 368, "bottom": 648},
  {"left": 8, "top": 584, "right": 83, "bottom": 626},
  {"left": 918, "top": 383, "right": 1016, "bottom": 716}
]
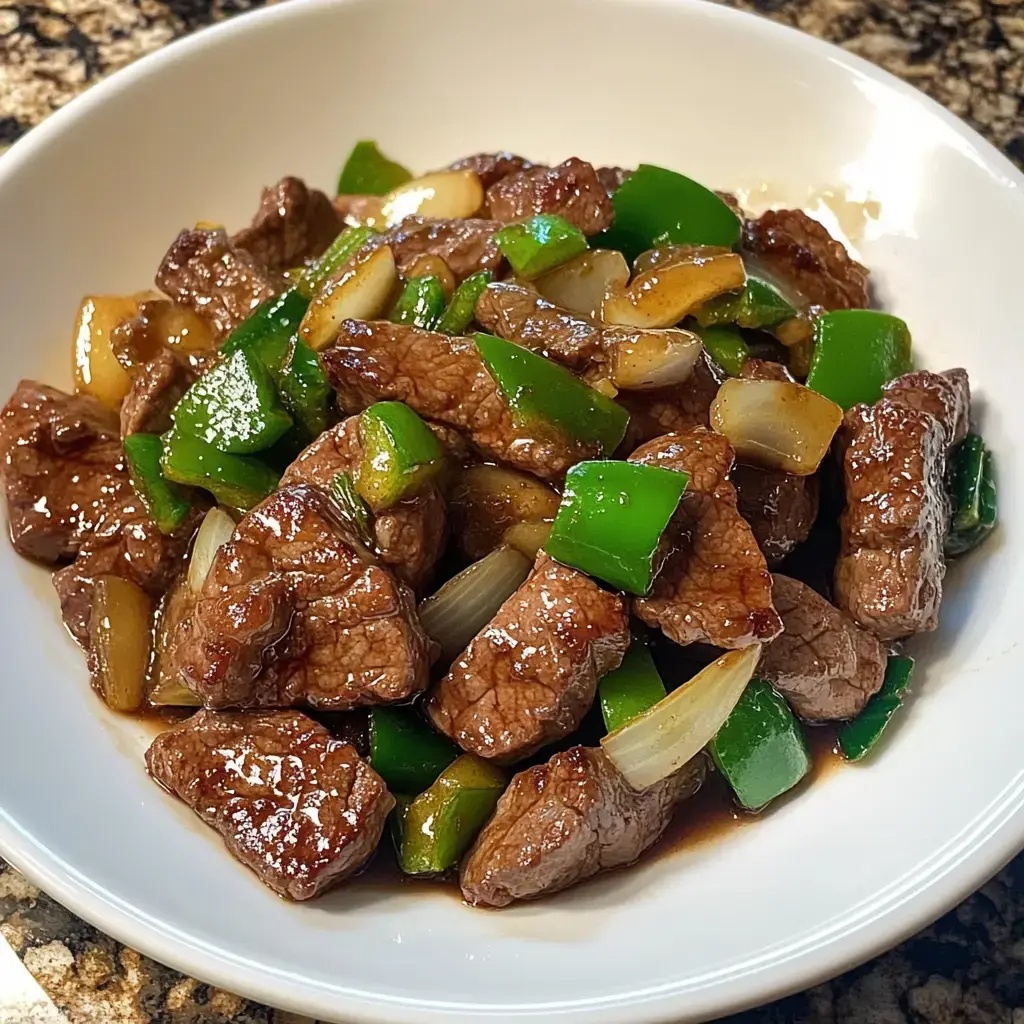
[
  {"left": 838, "top": 656, "right": 915, "bottom": 762},
  {"left": 277, "top": 340, "right": 333, "bottom": 439},
  {"left": 475, "top": 333, "right": 629, "bottom": 455},
  {"left": 805, "top": 310, "right": 913, "bottom": 410},
  {"left": 388, "top": 275, "right": 447, "bottom": 330},
  {"left": 693, "top": 323, "right": 750, "bottom": 377},
  {"left": 399, "top": 755, "right": 505, "bottom": 875},
  {"left": 220, "top": 289, "right": 310, "bottom": 372},
  {"left": 299, "top": 226, "right": 378, "bottom": 297},
  {"left": 946, "top": 444, "right": 997, "bottom": 556},
  {"left": 123, "top": 433, "right": 192, "bottom": 534},
  {"left": 369, "top": 706, "right": 460, "bottom": 794},
  {"left": 599, "top": 638, "right": 667, "bottom": 733},
  {"left": 709, "top": 679, "right": 810, "bottom": 810},
  {"left": 389, "top": 793, "right": 412, "bottom": 854},
  {"left": 161, "top": 429, "right": 280, "bottom": 511},
  {"left": 495, "top": 214, "right": 589, "bottom": 280},
  {"left": 337, "top": 140, "right": 412, "bottom": 197},
  {"left": 693, "top": 278, "right": 796, "bottom": 330},
  {"left": 330, "top": 472, "right": 374, "bottom": 548},
  {"left": 355, "top": 402, "right": 445, "bottom": 511},
  {"left": 436, "top": 270, "right": 493, "bottom": 335},
  {"left": 545, "top": 460, "right": 688, "bottom": 595}
]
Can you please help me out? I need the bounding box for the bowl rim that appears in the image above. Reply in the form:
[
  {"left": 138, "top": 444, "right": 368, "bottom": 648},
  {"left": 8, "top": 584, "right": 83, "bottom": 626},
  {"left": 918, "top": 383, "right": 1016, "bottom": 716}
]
[{"left": 1, "top": 0, "right": 1023, "bottom": 1021}]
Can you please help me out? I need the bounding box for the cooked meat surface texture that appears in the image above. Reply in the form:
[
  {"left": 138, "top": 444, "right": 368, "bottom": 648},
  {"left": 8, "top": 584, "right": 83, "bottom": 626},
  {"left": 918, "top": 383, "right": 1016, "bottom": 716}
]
[
  {"left": 371, "top": 217, "right": 505, "bottom": 282},
  {"left": 460, "top": 748, "right": 705, "bottom": 907},
  {"left": 146, "top": 709, "right": 393, "bottom": 900},
  {"left": 445, "top": 152, "right": 535, "bottom": 189},
  {"left": 630, "top": 428, "right": 782, "bottom": 648},
  {"left": 733, "top": 463, "right": 819, "bottom": 568},
  {"left": 596, "top": 166, "right": 632, "bottom": 196},
  {"left": 119, "top": 348, "right": 192, "bottom": 438},
  {"left": 426, "top": 554, "right": 629, "bottom": 763}
]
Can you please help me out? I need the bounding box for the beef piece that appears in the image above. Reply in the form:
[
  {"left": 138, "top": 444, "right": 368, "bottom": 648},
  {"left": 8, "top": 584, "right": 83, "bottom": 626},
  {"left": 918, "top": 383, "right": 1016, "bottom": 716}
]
[
  {"left": 146, "top": 709, "right": 393, "bottom": 900},
  {"left": 320, "top": 320, "right": 597, "bottom": 481},
  {"left": 460, "top": 747, "right": 705, "bottom": 907},
  {"left": 280, "top": 416, "right": 446, "bottom": 592},
  {"left": 110, "top": 298, "right": 217, "bottom": 378},
  {"left": 119, "top": 348, "right": 191, "bottom": 437},
  {"left": 740, "top": 358, "right": 794, "bottom": 383},
  {"left": 835, "top": 369, "right": 969, "bottom": 640},
  {"left": 743, "top": 210, "right": 869, "bottom": 310},
  {"left": 177, "top": 484, "right": 432, "bottom": 709},
  {"left": 0, "top": 381, "right": 123, "bottom": 564},
  {"left": 758, "top": 575, "right": 885, "bottom": 721},
  {"left": 155, "top": 228, "right": 281, "bottom": 341},
  {"left": 426, "top": 554, "right": 629, "bottom": 763},
  {"left": 484, "top": 158, "right": 614, "bottom": 236},
  {"left": 445, "top": 152, "right": 535, "bottom": 189},
  {"left": 733, "top": 465, "right": 818, "bottom": 568},
  {"left": 630, "top": 428, "right": 782, "bottom": 648},
  {"left": 372, "top": 217, "right": 504, "bottom": 282},
  {"left": 231, "top": 176, "right": 342, "bottom": 273},
  {"left": 596, "top": 166, "right": 632, "bottom": 197}
]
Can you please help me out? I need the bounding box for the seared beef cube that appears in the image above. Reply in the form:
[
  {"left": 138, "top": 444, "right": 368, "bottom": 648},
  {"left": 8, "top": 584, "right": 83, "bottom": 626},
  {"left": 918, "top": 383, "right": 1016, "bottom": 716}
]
[
  {"left": 426, "top": 554, "right": 629, "bottom": 763},
  {"left": 630, "top": 428, "right": 782, "bottom": 648},
  {"left": 445, "top": 152, "right": 536, "bottom": 189},
  {"left": 178, "top": 484, "right": 432, "bottom": 709},
  {"left": 374, "top": 217, "right": 504, "bottom": 282},
  {"left": 146, "top": 709, "right": 393, "bottom": 900},
  {"left": 0, "top": 381, "right": 123, "bottom": 563},
  {"left": 758, "top": 575, "right": 885, "bottom": 721},
  {"left": 882, "top": 368, "right": 970, "bottom": 445},
  {"left": 119, "top": 348, "right": 192, "bottom": 438},
  {"left": 485, "top": 158, "right": 614, "bottom": 236},
  {"left": 739, "top": 358, "right": 794, "bottom": 383},
  {"left": 596, "top": 166, "right": 632, "bottom": 197},
  {"left": 460, "top": 747, "right": 705, "bottom": 907},
  {"left": 733, "top": 464, "right": 819, "bottom": 568},
  {"left": 281, "top": 416, "right": 446, "bottom": 592}
]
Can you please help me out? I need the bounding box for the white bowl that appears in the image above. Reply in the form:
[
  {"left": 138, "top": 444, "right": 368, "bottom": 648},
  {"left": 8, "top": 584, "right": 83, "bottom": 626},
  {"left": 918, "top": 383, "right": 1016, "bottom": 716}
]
[{"left": 0, "top": 0, "right": 1022, "bottom": 1020}]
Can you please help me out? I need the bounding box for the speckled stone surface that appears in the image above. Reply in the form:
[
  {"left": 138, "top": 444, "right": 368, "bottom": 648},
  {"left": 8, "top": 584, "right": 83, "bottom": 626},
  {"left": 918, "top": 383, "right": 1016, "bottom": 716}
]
[{"left": 0, "top": 1, "right": 1022, "bottom": 1022}]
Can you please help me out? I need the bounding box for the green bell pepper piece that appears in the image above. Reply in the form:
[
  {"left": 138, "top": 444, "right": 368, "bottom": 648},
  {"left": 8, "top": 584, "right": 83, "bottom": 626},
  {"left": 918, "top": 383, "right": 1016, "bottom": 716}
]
[
  {"left": 399, "top": 755, "right": 506, "bottom": 875},
  {"left": 693, "top": 323, "right": 750, "bottom": 377},
  {"left": 946, "top": 444, "right": 996, "bottom": 556},
  {"left": 220, "top": 288, "right": 310, "bottom": 371},
  {"left": 599, "top": 638, "right": 667, "bottom": 733},
  {"left": 123, "top": 433, "right": 192, "bottom": 534},
  {"left": 388, "top": 275, "right": 447, "bottom": 330},
  {"left": 597, "top": 164, "right": 742, "bottom": 261},
  {"left": 693, "top": 277, "right": 796, "bottom": 330},
  {"left": 495, "top": 214, "right": 589, "bottom": 280},
  {"left": 838, "top": 656, "right": 915, "bottom": 762},
  {"left": 436, "top": 270, "right": 494, "bottom": 335},
  {"left": 369, "top": 706, "right": 460, "bottom": 795},
  {"left": 805, "top": 309, "right": 913, "bottom": 410},
  {"left": 389, "top": 793, "right": 412, "bottom": 855},
  {"left": 337, "top": 140, "right": 412, "bottom": 197},
  {"left": 475, "top": 333, "right": 629, "bottom": 455},
  {"left": 709, "top": 678, "right": 811, "bottom": 810},
  {"left": 545, "top": 460, "right": 689, "bottom": 595},
  {"left": 161, "top": 429, "right": 280, "bottom": 511},
  {"left": 299, "top": 225, "right": 378, "bottom": 298},
  {"left": 330, "top": 472, "right": 375, "bottom": 548},
  {"left": 355, "top": 402, "right": 445, "bottom": 511},
  {"left": 277, "top": 340, "right": 333, "bottom": 439}
]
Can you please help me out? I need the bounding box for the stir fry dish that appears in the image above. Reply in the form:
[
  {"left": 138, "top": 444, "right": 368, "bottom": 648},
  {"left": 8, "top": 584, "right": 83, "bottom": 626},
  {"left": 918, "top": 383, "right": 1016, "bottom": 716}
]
[{"left": 0, "top": 144, "right": 997, "bottom": 906}]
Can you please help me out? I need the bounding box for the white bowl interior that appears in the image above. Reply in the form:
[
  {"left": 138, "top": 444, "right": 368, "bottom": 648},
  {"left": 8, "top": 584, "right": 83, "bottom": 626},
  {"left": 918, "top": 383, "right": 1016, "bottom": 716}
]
[{"left": 0, "top": 0, "right": 1022, "bottom": 1021}]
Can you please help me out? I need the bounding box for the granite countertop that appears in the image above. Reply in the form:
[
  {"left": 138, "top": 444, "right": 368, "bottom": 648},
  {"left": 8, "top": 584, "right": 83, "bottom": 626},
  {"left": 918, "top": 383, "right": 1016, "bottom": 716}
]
[{"left": 0, "top": 1, "right": 1022, "bottom": 1022}]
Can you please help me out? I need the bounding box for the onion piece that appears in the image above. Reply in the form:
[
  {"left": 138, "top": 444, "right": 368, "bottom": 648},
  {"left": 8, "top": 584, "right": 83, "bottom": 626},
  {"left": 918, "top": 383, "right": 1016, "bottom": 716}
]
[
  {"left": 502, "top": 520, "right": 552, "bottom": 560},
  {"left": 90, "top": 575, "right": 154, "bottom": 712},
  {"left": 149, "top": 674, "right": 201, "bottom": 707},
  {"left": 403, "top": 253, "right": 457, "bottom": 299},
  {"left": 418, "top": 545, "right": 531, "bottom": 662},
  {"left": 601, "top": 645, "right": 761, "bottom": 790},
  {"left": 73, "top": 294, "right": 140, "bottom": 410},
  {"left": 710, "top": 378, "right": 843, "bottom": 476},
  {"left": 187, "top": 507, "right": 236, "bottom": 594},
  {"left": 299, "top": 245, "right": 397, "bottom": 351},
  {"left": 380, "top": 170, "right": 484, "bottom": 227},
  {"left": 535, "top": 249, "right": 630, "bottom": 320},
  {"left": 605, "top": 327, "right": 703, "bottom": 390},
  {"left": 602, "top": 247, "right": 745, "bottom": 329}
]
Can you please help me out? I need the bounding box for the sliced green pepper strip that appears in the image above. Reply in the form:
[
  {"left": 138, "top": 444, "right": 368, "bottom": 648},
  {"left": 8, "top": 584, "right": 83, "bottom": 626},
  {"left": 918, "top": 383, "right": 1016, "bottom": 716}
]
[
  {"left": 399, "top": 755, "right": 505, "bottom": 876},
  {"left": 693, "top": 323, "right": 750, "bottom": 377},
  {"left": 693, "top": 278, "right": 796, "bottom": 330},
  {"left": 355, "top": 402, "right": 445, "bottom": 512},
  {"left": 805, "top": 309, "right": 913, "bottom": 410},
  {"left": 161, "top": 429, "right": 280, "bottom": 511},
  {"left": 277, "top": 340, "right": 333, "bottom": 439},
  {"left": 369, "top": 706, "right": 460, "bottom": 794},
  {"left": 337, "top": 140, "right": 412, "bottom": 197},
  {"left": 599, "top": 638, "right": 667, "bottom": 734},
  {"left": 545, "top": 460, "right": 689, "bottom": 595},
  {"left": 389, "top": 793, "right": 412, "bottom": 855},
  {"left": 299, "top": 225, "right": 378, "bottom": 298},
  {"left": 495, "top": 214, "right": 589, "bottom": 279},
  {"left": 948, "top": 434, "right": 986, "bottom": 532},
  {"left": 838, "top": 656, "right": 915, "bottom": 762},
  {"left": 475, "top": 333, "right": 629, "bottom": 455},
  {"left": 436, "top": 270, "right": 494, "bottom": 335},
  {"left": 330, "top": 472, "right": 374, "bottom": 548},
  {"left": 220, "top": 288, "right": 310, "bottom": 372},
  {"left": 123, "top": 433, "right": 192, "bottom": 534},
  {"left": 709, "top": 678, "right": 811, "bottom": 810},
  {"left": 946, "top": 447, "right": 996, "bottom": 556},
  {"left": 388, "top": 275, "right": 447, "bottom": 330}
]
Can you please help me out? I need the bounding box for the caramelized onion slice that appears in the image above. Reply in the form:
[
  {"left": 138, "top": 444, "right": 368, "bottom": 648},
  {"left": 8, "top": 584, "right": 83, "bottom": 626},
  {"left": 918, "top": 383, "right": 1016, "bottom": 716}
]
[
  {"left": 502, "top": 520, "right": 553, "bottom": 560},
  {"left": 535, "top": 249, "right": 630, "bottom": 320},
  {"left": 188, "top": 507, "right": 236, "bottom": 594},
  {"left": 90, "top": 575, "right": 154, "bottom": 712},
  {"left": 380, "top": 170, "right": 484, "bottom": 227},
  {"left": 605, "top": 327, "right": 703, "bottom": 390}
]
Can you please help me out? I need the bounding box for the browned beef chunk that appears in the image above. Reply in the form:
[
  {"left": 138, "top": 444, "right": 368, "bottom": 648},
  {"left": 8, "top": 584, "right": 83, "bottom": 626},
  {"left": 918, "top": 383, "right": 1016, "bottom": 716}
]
[
  {"left": 155, "top": 228, "right": 281, "bottom": 341},
  {"left": 177, "top": 484, "right": 432, "bottom": 709},
  {"left": 733, "top": 465, "right": 818, "bottom": 568},
  {"left": 739, "top": 358, "right": 794, "bottom": 383},
  {"left": 0, "top": 382, "right": 122, "bottom": 564},
  {"left": 460, "top": 748, "right": 705, "bottom": 907},
  {"left": 836, "top": 369, "right": 969, "bottom": 640},
  {"left": 110, "top": 298, "right": 217, "bottom": 378},
  {"left": 231, "top": 176, "right": 342, "bottom": 273},
  {"left": 596, "top": 166, "right": 632, "bottom": 197},
  {"left": 445, "top": 152, "right": 535, "bottom": 189},
  {"left": 320, "top": 320, "right": 597, "bottom": 481},
  {"left": 758, "top": 575, "right": 885, "bottom": 721},
  {"left": 743, "top": 210, "right": 869, "bottom": 310},
  {"left": 484, "top": 158, "right": 614, "bottom": 236},
  {"left": 119, "top": 348, "right": 191, "bottom": 438},
  {"left": 426, "top": 554, "right": 629, "bottom": 763},
  {"left": 146, "top": 709, "right": 393, "bottom": 900},
  {"left": 630, "top": 428, "right": 782, "bottom": 648},
  {"left": 371, "top": 217, "right": 504, "bottom": 282},
  {"left": 280, "top": 416, "right": 446, "bottom": 592}
]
